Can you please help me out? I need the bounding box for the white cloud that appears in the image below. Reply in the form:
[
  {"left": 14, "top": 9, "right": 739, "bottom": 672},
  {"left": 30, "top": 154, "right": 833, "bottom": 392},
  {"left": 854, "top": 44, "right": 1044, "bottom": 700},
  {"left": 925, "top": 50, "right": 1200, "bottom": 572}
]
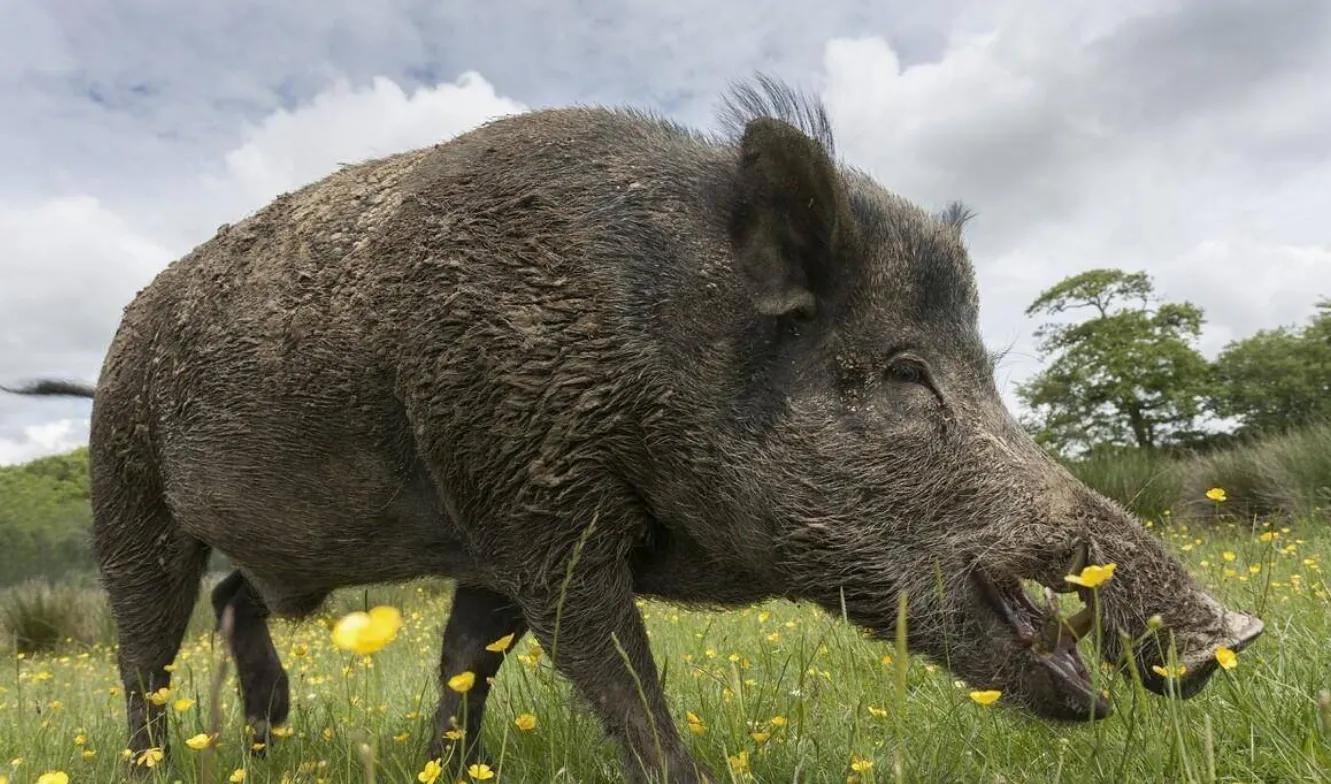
[
  {"left": 0, "top": 195, "right": 172, "bottom": 377},
  {"left": 208, "top": 72, "right": 525, "bottom": 219},
  {"left": 817, "top": 8, "right": 1331, "bottom": 399},
  {"left": 1, "top": 71, "right": 525, "bottom": 463},
  {"left": 0, "top": 418, "right": 88, "bottom": 466}
]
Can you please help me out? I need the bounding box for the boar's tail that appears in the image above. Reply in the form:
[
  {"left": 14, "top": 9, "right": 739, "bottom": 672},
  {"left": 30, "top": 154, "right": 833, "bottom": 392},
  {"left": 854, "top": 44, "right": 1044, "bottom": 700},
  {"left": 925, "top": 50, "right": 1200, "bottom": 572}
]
[{"left": 2, "top": 380, "right": 96, "bottom": 398}]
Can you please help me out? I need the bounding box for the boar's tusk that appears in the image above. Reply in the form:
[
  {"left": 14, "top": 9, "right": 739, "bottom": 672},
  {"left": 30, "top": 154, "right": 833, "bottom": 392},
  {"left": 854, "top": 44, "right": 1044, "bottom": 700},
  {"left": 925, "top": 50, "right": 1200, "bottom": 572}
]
[{"left": 1063, "top": 605, "right": 1095, "bottom": 641}]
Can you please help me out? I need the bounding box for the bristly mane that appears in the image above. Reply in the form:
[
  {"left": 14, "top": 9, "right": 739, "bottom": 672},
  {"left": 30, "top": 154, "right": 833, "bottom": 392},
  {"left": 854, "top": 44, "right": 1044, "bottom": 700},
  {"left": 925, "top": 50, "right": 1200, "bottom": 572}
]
[{"left": 719, "top": 75, "right": 836, "bottom": 156}]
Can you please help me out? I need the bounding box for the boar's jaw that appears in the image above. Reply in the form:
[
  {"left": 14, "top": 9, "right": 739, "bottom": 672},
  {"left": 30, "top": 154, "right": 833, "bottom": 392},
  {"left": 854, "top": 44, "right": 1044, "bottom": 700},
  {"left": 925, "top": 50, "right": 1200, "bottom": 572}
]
[{"left": 971, "top": 566, "right": 1112, "bottom": 720}]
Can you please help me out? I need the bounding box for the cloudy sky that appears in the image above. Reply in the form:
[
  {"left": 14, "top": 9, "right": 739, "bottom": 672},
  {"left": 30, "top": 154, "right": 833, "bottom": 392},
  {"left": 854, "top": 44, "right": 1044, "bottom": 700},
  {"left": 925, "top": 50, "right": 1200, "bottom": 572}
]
[{"left": 2, "top": 0, "right": 1329, "bottom": 464}]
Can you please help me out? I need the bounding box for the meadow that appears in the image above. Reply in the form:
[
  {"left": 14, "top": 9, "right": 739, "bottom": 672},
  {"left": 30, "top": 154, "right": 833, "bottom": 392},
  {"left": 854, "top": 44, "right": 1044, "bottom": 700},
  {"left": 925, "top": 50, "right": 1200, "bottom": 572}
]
[{"left": 1, "top": 503, "right": 1328, "bottom": 783}]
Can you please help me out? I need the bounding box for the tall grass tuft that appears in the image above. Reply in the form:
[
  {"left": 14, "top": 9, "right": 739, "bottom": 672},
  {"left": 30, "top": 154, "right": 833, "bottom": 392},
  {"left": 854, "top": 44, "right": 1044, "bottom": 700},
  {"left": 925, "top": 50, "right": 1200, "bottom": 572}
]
[
  {"left": 1067, "top": 448, "right": 1183, "bottom": 521},
  {"left": 1069, "top": 421, "right": 1331, "bottom": 522},
  {"left": 0, "top": 579, "right": 109, "bottom": 653}
]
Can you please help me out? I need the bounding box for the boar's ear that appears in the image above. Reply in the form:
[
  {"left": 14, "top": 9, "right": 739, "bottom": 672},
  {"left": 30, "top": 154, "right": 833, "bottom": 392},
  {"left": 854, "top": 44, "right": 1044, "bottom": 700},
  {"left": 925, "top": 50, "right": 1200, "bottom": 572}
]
[{"left": 730, "top": 118, "right": 849, "bottom": 319}]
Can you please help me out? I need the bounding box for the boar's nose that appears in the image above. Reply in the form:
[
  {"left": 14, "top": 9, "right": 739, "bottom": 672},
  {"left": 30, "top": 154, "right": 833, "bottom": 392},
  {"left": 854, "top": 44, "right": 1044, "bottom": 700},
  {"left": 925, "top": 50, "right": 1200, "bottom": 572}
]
[{"left": 1145, "top": 593, "right": 1264, "bottom": 699}]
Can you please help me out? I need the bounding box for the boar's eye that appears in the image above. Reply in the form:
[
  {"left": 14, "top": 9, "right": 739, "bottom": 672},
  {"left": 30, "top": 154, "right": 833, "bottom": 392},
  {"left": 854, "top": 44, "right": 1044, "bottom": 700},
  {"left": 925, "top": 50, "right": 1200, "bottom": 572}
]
[{"left": 885, "top": 357, "right": 927, "bottom": 386}]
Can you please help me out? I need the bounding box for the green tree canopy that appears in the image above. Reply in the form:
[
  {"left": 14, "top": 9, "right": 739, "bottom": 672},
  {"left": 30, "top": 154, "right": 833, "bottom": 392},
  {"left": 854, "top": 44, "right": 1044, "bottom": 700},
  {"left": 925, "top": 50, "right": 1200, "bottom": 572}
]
[
  {"left": 1019, "top": 269, "right": 1211, "bottom": 454},
  {"left": 1211, "top": 300, "right": 1331, "bottom": 434}
]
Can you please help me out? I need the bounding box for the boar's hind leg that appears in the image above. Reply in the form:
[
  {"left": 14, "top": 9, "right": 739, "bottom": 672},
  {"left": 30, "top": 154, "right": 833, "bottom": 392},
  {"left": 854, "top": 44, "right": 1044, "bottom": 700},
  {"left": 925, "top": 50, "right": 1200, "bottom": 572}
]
[
  {"left": 523, "top": 562, "right": 707, "bottom": 784},
  {"left": 97, "top": 499, "right": 209, "bottom": 763},
  {"left": 429, "top": 584, "right": 528, "bottom": 766},
  {"left": 211, "top": 570, "right": 290, "bottom": 749}
]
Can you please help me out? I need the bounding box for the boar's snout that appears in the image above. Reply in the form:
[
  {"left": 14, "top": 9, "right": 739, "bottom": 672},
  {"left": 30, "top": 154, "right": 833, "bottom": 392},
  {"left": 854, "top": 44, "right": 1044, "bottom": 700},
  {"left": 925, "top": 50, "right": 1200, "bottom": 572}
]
[{"left": 1134, "top": 592, "right": 1264, "bottom": 699}]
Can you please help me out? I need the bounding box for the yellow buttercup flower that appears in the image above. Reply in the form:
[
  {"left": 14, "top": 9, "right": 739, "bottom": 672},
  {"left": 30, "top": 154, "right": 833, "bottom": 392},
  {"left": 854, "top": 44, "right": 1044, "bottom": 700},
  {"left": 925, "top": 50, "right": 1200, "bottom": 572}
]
[
  {"left": 331, "top": 606, "right": 402, "bottom": 655},
  {"left": 1222, "top": 551, "right": 1237, "bottom": 562},
  {"left": 146, "top": 687, "right": 172, "bottom": 706},
  {"left": 467, "top": 763, "right": 495, "bottom": 780},
  {"left": 1152, "top": 664, "right": 1187, "bottom": 679},
  {"left": 1215, "top": 647, "right": 1238, "bottom": 670},
  {"left": 514, "top": 713, "right": 537, "bottom": 731},
  {"left": 173, "top": 697, "right": 195, "bottom": 713},
  {"left": 729, "top": 750, "right": 750, "bottom": 774},
  {"left": 229, "top": 769, "right": 247, "bottom": 783},
  {"left": 851, "top": 756, "right": 875, "bottom": 773},
  {"left": 750, "top": 730, "right": 770, "bottom": 745},
  {"left": 36, "top": 773, "right": 69, "bottom": 784},
  {"left": 448, "top": 671, "right": 476, "bottom": 693},
  {"left": 1206, "top": 487, "right": 1226, "bottom": 502},
  {"left": 769, "top": 715, "right": 787, "bottom": 727},
  {"left": 686, "top": 711, "right": 706, "bottom": 735},
  {"left": 485, "top": 633, "right": 515, "bottom": 653},
  {"left": 1065, "top": 563, "right": 1116, "bottom": 588},
  {"left": 184, "top": 733, "right": 213, "bottom": 751},
  {"left": 417, "top": 758, "right": 443, "bottom": 784},
  {"left": 969, "top": 690, "right": 1002, "bottom": 706},
  {"left": 136, "top": 748, "right": 164, "bottom": 768}
]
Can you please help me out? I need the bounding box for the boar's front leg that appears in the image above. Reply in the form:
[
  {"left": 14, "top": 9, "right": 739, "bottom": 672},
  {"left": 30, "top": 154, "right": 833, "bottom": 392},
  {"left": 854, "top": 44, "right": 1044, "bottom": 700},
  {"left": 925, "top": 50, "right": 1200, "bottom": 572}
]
[
  {"left": 523, "top": 559, "right": 709, "bottom": 784},
  {"left": 429, "top": 585, "right": 528, "bottom": 766}
]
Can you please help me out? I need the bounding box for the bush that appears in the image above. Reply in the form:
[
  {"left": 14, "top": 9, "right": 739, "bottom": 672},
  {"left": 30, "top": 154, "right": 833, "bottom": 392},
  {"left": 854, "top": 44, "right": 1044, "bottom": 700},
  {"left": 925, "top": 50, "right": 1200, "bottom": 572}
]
[
  {"left": 0, "top": 579, "right": 109, "bottom": 653},
  {"left": 1066, "top": 448, "right": 1183, "bottom": 521},
  {"left": 1070, "top": 421, "right": 1331, "bottom": 521},
  {"left": 1178, "top": 421, "right": 1331, "bottom": 520}
]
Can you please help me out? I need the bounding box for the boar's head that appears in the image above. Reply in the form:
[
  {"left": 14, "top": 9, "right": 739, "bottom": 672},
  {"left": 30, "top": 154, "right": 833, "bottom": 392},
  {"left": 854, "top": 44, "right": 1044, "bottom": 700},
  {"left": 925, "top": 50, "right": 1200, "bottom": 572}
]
[{"left": 702, "top": 100, "right": 1262, "bottom": 720}]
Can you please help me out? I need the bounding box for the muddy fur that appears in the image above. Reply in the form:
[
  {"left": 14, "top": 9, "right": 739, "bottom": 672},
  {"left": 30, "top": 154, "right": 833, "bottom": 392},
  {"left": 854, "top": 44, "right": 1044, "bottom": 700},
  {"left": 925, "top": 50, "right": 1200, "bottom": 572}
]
[{"left": 18, "top": 81, "right": 1257, "bottom": 782}]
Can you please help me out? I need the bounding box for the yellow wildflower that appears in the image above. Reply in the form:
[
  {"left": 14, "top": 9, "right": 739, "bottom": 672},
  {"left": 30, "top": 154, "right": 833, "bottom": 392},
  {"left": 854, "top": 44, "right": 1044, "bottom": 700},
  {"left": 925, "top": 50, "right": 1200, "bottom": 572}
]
[
  {"left": 769, "top": 715, "right": 787, "bottom": 727},
  {"left": 1222, "top": 551, "right": 1237, "bottom": 562},
  {"left": 467, "top": 763, "right": 495, "bottom": 780},
  {"left": 1064, "top": 563, "right": 1116, "bottom": 589},
  {"left": 851, "top": 756, "right": 874, "bottom": 773},
  {"left": 271, "top": 725, "right": 294, "bottom": 738},
  {"left": 750, "top": 731, "right": 770, "bottom": 745},
  {"left": 514, "top": 713, "right": 537, "bottom": 731},
  {"left": 969, "top": 690, "right": 1002, "bottom": 706},
  {"left": 184, "top": 733, "right": 213, "bottom": 751},
  {"left": 447, "top": 671, "right": 476, "bottom": 693},
  {"left": 137, "top": 748, "right": 164, "bottom": 768},
  {"left": 147, "top": 687, "right": 172, "bottom": 706},
  {"left": 729, "top": 750, "right": 750, "bottom": 774},
  {"left": 1152, "top": 664, "right": 1187, "bottom": 679},
  {"left": 36, "top": 774, "right": 68, "bottom": 784},
  {"left": 1215, "top": 647, "right": 1237, "bottom": 671},
  {"left": 417, "top": 758, "right": 443, "bottom": 784},
  {"left": 867, "top": 706, "right": 889, "bottom": 719},
  {"left": 485, "top": 633, "right": 515, "bottom": 653},
  {"left": 1205, "top": 487, "right": 1226, "bottom": 502},
  {"left": 173, "top": 697, "right": 195, "bottom": 713},
  {"left": 229, "top": 769, "right": 247, "bottom": 783},
  {"left": 331, "top": 606, "right": 402, "bottom": 655},
  {"left": 686, "top": 711, "right": 706, "bottom": 735}
]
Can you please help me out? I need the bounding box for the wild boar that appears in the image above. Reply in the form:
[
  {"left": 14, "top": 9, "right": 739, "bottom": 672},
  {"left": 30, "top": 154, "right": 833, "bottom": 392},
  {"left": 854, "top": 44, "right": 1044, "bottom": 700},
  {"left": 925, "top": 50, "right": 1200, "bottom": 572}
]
[{"left": 7, "top": 79, "right": 1261, "bottom": 782}]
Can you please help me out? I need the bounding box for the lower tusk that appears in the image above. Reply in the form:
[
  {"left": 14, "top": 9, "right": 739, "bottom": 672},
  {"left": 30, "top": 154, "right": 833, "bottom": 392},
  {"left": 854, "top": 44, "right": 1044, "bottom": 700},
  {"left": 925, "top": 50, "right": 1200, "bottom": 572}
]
[{"left": 1064, "top": 606, "right": 1094, "bottom": 640}]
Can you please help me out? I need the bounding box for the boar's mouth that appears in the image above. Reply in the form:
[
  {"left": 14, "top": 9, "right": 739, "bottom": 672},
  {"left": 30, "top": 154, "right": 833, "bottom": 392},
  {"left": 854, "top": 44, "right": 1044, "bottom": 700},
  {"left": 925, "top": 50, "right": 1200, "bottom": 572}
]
[{"left": 971, "top": 565, "right": 1112, "bottom": 720}]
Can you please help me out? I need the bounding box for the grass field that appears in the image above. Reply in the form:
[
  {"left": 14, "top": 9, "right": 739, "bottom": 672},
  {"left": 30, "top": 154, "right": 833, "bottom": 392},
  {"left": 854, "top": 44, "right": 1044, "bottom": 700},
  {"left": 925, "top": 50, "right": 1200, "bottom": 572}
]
[{"left": 1, "top": 514, "right": 1329, "bottom": 783}]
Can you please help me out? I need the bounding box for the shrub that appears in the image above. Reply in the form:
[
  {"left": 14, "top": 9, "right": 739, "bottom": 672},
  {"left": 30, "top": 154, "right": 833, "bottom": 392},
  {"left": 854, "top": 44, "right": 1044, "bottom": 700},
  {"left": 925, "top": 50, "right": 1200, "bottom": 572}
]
[{"left": 0, "top": 579, "right": 109, "bottom": 653}]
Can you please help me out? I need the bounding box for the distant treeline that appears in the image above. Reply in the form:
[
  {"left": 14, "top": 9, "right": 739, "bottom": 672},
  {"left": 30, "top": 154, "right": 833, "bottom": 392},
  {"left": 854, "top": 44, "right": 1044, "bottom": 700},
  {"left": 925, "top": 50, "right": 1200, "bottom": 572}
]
[
  {"left": 1020, "top": 269, "right": 1330, "bottom": 454},
  {"left": 0, "top": 448, "right": 93, "bottom": 585}
]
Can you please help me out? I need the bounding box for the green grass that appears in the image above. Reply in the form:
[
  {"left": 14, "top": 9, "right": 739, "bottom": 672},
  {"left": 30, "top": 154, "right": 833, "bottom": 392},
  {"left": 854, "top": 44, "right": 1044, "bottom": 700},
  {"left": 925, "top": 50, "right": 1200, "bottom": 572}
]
[
  {"left": 1069, "top": 421, "right": 1331, "bottom": 521},
  {"left": 1, "top": 519, "right": 1329, "bottom": 782}
]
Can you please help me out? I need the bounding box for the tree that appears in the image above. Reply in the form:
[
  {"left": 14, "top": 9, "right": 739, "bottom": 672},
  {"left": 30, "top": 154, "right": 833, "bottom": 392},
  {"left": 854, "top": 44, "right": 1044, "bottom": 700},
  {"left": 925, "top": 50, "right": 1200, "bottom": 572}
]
[
  {"left": 1018, "top": 269, "right": 1211, "bottom": 454},
  {"left": 1211, "top": 300, "right": 1331, "bottom": 434}
]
